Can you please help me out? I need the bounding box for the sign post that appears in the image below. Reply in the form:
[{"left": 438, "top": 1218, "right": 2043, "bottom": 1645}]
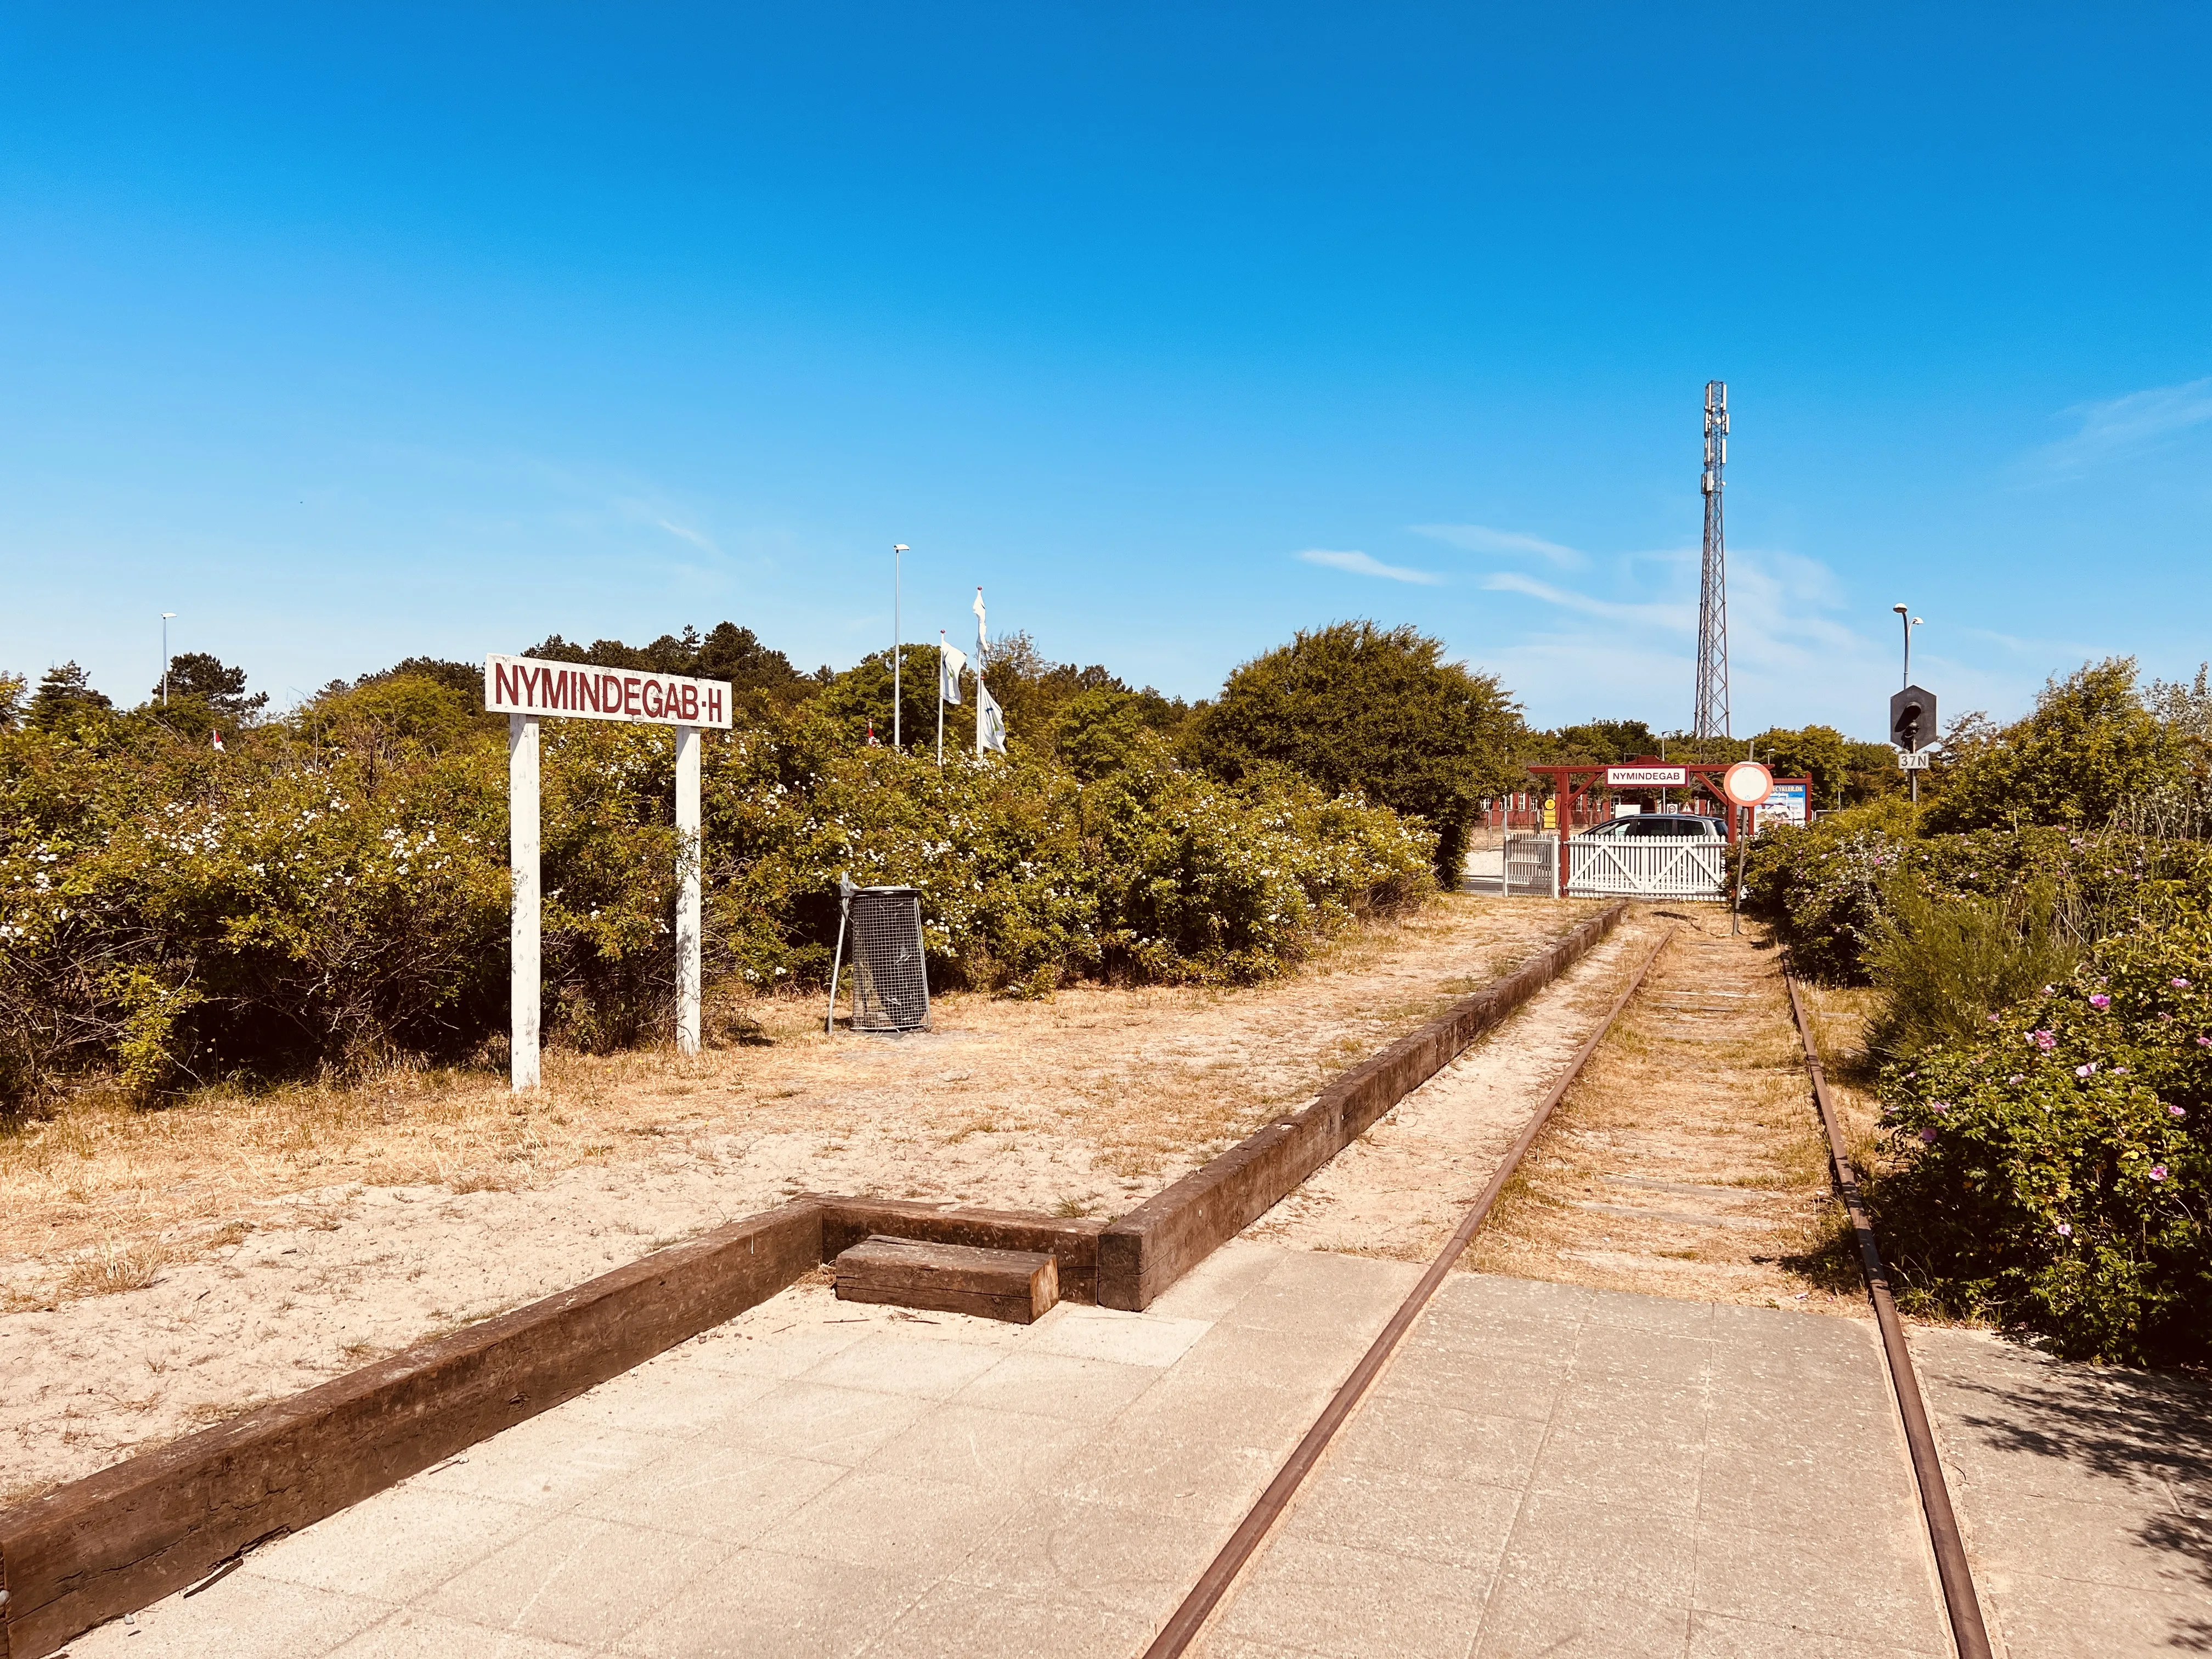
[
  {"left": 509, "top": 714, "right": 541, "bottom": 1091},
  {"left": 1722, "top": 760, "right": 1774, "bottom": 937},
  {"left": 487, "top": 655, "right": 733, "bottom": 1091}
]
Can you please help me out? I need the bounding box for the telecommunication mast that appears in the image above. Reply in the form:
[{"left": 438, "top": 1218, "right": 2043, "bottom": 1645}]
[{"left": 1692, "top": 381, "right": 1731, "bottom": 739}]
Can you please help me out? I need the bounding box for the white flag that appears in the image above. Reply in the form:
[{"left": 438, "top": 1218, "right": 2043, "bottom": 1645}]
[
  {"left": 976, "top": 679, "right": 1006, "bottom": 755},
  {"left": 972, "top": 587, "right": 988, "bottom": 664},
  {"left": 939, "top": 641, "right": 967, "bottom": 706}
]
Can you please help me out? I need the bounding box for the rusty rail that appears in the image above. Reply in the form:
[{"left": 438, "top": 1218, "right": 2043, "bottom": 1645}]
[
  {"left": 1139, "top": 927, "right": 1675, "bottom": 1659},
  {"left": 1782, "top": 962, "right": 1993, "bottom": 1659}
]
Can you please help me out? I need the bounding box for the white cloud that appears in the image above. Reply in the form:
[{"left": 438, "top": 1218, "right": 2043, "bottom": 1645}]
[
  {"left": 1296, "top": 548, "right": 1444, "bottom": 585},
  {"left": 2039, "top": 375, "right": 2212, "bottom": 471},
  {"left": 1410, "top": 523, "right": 1586, "bottom": 568},
  {"left": 1481, "top": 571, "right": 1691, "bottom": 630}
]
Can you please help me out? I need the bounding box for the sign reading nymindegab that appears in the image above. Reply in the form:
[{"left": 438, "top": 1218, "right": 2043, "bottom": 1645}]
[
  {"left": 1604, "top": 765, "right": 1687, "bottom": 788},
  {"left": 485, "top": 654, "right": 734, "bottom": 729}
]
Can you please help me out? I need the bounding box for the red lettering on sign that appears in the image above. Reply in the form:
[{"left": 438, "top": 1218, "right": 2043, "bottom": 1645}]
[
  {"left": 706, "top": 687, "right": 724, "bottom": 725},
  {"left": 493, "top": 661, "right": 518, "bottom": 707},
  {"left": 598, "top": 673, "right": 618, "bottom": 711},
  {"left": 623, "top": 676, "right": 642, "bottom": 715},
  {"left": 679, "top": 683, "right": 699, "bottom": 720},
  {"left": 642, "top": 679, "right": 664, "bottom": 719}
]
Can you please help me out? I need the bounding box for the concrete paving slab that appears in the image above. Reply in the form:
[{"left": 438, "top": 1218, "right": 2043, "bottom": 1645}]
[
  {"left": 1911, "top": 1323, "right": 2212, "bottom": 1657},
  {"left": 575, "top": 1446, "right": 847, "bottom": 1542},
  {"left": 68, "top": 1239, "right": 1389, "bottom": 1659},
  {"left": 63, "top": 1246, "right": 1956, "bottom": 1659},
  {"left": 246, "top": 1483, "right": 544, "bottom": 1602},
  {"left": 1279, "top": 1459, "right": 1522, "bottom": 1571},
  {"left": 1202, "top": 1272, "right": 1950, "bottom": 1659},
  {"left": 1218, "top": 1533, "right": 1493, "bottom": 1659},
  {"left": 1026, "top": 1300, "right": 1215, "bottom": 1366},
  {"left": 947, "top": 1346, "right": 1161, "bottom": 1419},
  {"left": 421, "top": 1515, "right": 734, "bottom": 1646},
  {"left": 329, "top": 1609, "right": 597, "bottom": 1658},
  {"left": 72, "top": 1574, "right": 390, "bottom": 1659}
]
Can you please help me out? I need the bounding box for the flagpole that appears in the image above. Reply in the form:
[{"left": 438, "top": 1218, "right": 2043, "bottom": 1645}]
[
  {"left": 936, "top": 630, "right": 945, "bottom": 770},
  {"left": 892, "top": 544, "right": 907, "bottom": 750}
]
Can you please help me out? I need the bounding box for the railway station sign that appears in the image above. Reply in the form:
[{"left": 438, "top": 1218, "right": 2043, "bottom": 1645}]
[
  {"left": 488, "top": 653, "right": 735, "bottom": 1092},
  {"left": 486, "top": 654, "right": 734, "bottom": 729},
  {"left": 1605, "top": 765, "right": 1687, "bottom": 788}
]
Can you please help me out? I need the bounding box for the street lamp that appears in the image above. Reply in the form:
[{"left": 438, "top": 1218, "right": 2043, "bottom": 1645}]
[
  {"left": 161, "top": 613, "right": 177, "bottom": 706},
  {"left": 892, "top": 546, "right": 909, "bottom": 749},
  {"left": 1892, "top": 602, "right": 1923, "bottom": 688}
]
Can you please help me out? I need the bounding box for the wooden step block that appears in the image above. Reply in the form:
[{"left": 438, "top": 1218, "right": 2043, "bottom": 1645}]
[{"left": 833, "top": 1234, "right": 1060, "bottom": 1324}]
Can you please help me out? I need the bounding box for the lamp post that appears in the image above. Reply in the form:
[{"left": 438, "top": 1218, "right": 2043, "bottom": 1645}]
[
  {"left": 892, "top": 545, "right": 907, "bottom": 749},
  {"left": 161, "top": 613, "right": 177, "bottom": 706},
  {"left": 1893, "top": 602, "right": 1926, "bottom": 802}
]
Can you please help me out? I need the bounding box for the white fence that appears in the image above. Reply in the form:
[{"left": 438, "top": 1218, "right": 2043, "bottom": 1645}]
[
  {"left": 1565, "top": 837, "right": 1728, "bottom": 900},
  {"left": 1501, "top": 833, "right": 1559, "bottom": 898}
]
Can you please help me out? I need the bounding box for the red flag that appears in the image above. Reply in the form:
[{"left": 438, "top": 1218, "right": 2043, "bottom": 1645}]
[{"left": 211, "top": 729, "right": 225, "bottom": 753}]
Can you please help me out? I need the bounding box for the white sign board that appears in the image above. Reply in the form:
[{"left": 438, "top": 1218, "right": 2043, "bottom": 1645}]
[
  {"left": 1898, "top": 750, "right": 1931, "bottom": 770},
  {"left": 489, "top": 653, "right": 733, "bottom": 1092},
  {"left": 1756, "top": 783, "right": 1808, "bottom": 828},
  {"left": 1605, "top": 765, "right": 1687, "bottom": 787},
  {"left": 486, "top": 654, "right": 734, "bottom": 729}
]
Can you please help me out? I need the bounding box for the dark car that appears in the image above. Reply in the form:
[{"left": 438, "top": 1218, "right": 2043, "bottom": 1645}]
[{"left": 1575, "top": 812, "right": 1728, "bottom": 840}]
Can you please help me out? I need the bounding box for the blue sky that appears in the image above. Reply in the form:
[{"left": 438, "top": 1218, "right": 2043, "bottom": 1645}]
[{"left": 3, "top": 4, "right": 2208, "bottom": 738}]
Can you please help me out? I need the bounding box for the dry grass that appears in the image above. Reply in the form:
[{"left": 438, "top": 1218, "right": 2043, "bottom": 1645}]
[
  {"left": 0, "top": 895, "right": 1606, "bottom": 1279},
  {"left": 60, "top": 1238, "right": 169, "bottom": 1298},
  {"left": 1466, "top": 909, "right": 1865, "bottom": 1313}
]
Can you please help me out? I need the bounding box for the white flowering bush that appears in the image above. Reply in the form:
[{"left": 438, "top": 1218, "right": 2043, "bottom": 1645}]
[{"left": 1, "top": 697, "right": 1436, "bottom": 1107}]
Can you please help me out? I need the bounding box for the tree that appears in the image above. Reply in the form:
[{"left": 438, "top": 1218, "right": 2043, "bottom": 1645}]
[
  {"left": 0, "top": 670, "right": 25, "bottom": 730},
  {"left": 27, "top": 662, "right": 113, "bottom": 731},
  {"left": 1053, "top": 687, "right": 1156, "bottom": 779},
  {"left": 154, "top": 652, "right": 267, "bottom": 720},
  {"left": 1922, "top": 657, "right": 2183, "bottom": 832},
  {"left": 1749, "top": 725, "right": 1852, "bottom": 809},
  {"left": 1525, "top": 719, "right": 1660, "bottom": 765},
  {"left": 815, "top": 646, "right": 962, "bottom": 751},
  {"left": 358, "top": 656, "right": 485, "bottom": 712},
  {"left": 1191, "top": 621, "right": 1525, "bottom": 885}
]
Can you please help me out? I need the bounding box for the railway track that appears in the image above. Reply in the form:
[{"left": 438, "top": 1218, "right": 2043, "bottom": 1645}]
[{"left": 1144, "top": 922, "right": 1995, "bottom": 1659}]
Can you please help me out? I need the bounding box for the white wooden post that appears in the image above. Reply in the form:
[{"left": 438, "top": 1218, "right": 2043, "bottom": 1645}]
[
  {"left": 674, "top": 724, "right": 702, "bottom": 1055},
  {"left": 509, "top": 714, "right": 541, "bottom": 1091}
]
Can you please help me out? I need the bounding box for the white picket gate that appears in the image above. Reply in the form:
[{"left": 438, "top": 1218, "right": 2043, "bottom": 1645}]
[
  {"left": 1501, "top": 833, "right": 1559, "bottom": 898},
  {"left": 1565, "top": 837, "right": 1728, "bottom": 900}
]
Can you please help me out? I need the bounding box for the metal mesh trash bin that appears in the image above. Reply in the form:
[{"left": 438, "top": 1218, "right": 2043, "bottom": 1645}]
[{"left": 848, "top": 885, "right": 929, "bottom": 1031}]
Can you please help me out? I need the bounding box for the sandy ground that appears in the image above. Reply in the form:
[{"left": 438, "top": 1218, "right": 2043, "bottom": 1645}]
[
  {"left": 1464, "top": 906, "right": 1867, "bottom": 1313},
  {"left": 0, "top": 895, "right": 1602, "bottom": 1504}
]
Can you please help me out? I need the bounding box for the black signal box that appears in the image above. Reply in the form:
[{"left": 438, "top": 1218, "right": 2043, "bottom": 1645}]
[{"left": 1891, "top": 684, "right": 1937, "bottom": 753}]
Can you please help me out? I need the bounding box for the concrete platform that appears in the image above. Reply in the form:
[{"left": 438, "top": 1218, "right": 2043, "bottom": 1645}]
[
  {"left": 70, "top": 1252, "right": 1956, "bottom": 1659},
  {"left": 66, "top": 1241, "right": 1418, "bottom": 1659},
  {"left": 1911, "top": 1324, "right": 2212, "bottom": 1657},
  {"left": 1204, "top": 1274, "right": 1950, "bottom": 1659}
]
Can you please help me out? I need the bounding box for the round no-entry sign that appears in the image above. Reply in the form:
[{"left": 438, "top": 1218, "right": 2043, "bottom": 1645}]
[{"left": 1723, "top": 760, "right": 1774, "bottom": 807}]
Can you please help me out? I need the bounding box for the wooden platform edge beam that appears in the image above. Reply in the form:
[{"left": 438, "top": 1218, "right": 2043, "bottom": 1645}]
[
  {"left": 814, "top": 1195, "right": 1107, "bottom": 1304},
  {"left": 0, "top": 1200, "right": 827, "bottom": 1659},
  {"left": 1094, "top": 899, "right": 1630, "bottom": 1311}
]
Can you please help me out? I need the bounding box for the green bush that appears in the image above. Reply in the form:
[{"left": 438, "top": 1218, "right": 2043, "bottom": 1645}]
[
  {"left": 1, "top": 690, "right": 1436, "bottom": 1109},
  {"left": 1923, "top": 657, "right": 2186, "bottom": 833},
  {"left": 1863, "top": 877, "right": 2079, "bottom": 1059},
  {"left": 1873, "top": 921, "right": 2212, "bottom": 1363},
  {"left": 1190, "top": 620, "right": 1523, "bottom": 889}
]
